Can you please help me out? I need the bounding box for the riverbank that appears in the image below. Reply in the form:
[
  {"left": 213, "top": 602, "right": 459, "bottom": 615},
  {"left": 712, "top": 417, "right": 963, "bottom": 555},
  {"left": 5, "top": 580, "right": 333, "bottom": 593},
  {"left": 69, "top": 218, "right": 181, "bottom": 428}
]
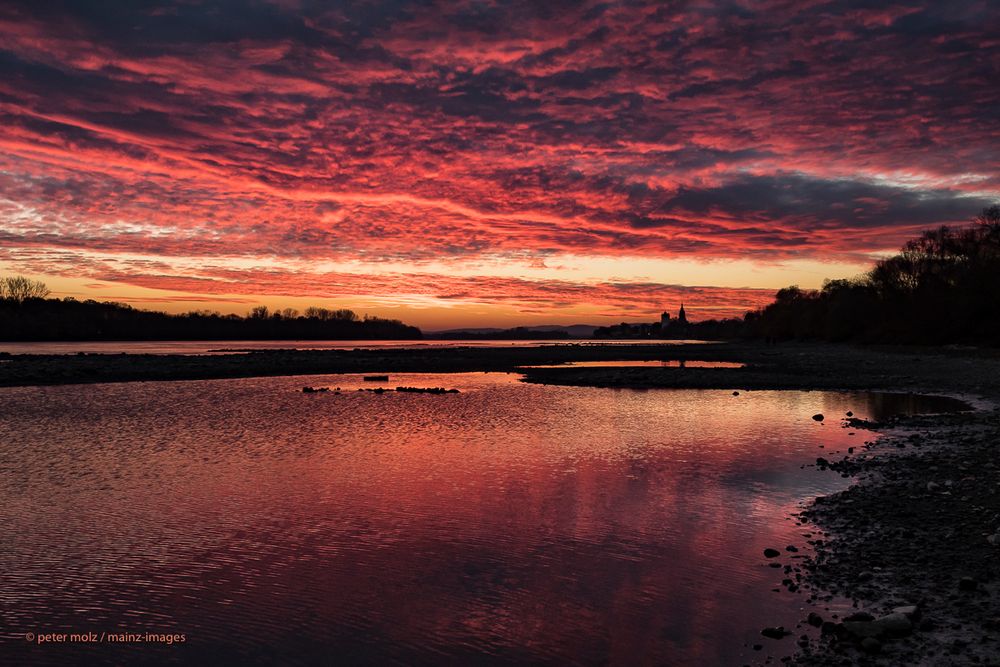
[
  {"left": 789, "top": 407, "right": 1000, "bottom": 665},
  {"left": 1, "top": 341, "right": 998, "bottom": 392},
  {"left": 2, "top": 341, "right": 998, "bottom": 664},
  {"left": 0, "top": 342, "right": 731, "bottom": 386}
]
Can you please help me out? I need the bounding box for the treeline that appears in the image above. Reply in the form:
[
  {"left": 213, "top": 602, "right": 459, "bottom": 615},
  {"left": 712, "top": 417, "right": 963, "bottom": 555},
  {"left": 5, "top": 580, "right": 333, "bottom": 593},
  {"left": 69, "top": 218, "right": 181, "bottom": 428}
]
[
  {"left": 0, "top": 298, "right": 422, "bottom": 341},
  {"left": 744, "top": 205, "right": 1000, "bottom": 344}
]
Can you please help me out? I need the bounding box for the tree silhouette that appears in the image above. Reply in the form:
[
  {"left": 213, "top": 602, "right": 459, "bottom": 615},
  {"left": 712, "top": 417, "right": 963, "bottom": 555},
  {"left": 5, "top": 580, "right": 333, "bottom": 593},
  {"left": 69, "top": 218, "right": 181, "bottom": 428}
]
[
  {"left": 0, "top": 276, "right": 50, "bottom": 303},
  {"left": 0, "top": 281, "right": 421, "bottom": 342},
  {"left": 746, "top": 205, "right": 1000, "bottom": 343}
]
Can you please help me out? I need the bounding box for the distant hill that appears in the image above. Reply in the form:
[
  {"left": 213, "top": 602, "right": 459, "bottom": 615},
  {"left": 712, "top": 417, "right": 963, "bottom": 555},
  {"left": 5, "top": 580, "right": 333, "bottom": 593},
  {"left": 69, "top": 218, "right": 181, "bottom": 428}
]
[{"left": 429, "top": 324, "right": 598, "bottom": 339}]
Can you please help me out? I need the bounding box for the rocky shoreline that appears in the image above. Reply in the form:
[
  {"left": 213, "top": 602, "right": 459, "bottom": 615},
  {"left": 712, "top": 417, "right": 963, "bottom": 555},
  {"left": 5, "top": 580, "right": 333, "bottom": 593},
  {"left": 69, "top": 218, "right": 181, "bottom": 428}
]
[{"left": 784, "top": 407, "right": 1000, "bottom": 666}]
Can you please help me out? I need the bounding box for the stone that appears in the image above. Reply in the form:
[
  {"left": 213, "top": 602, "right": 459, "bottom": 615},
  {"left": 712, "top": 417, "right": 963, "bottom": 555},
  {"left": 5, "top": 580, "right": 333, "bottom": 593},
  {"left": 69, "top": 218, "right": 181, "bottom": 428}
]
[
  {"left": 843, "top": 621, "right": 882, "bottom": 639},
  {"left": 761, "top": 626, "right": 791, "bottom": 639},
  {"left": 860, "top": 637, "right": 882, "bottom": 654},
  {"left": 807, "top": 612, "right": 823, "bottom": 627},
  {"left": 846, "top": 411, "right": 854, "bottom": 417},
  {"left": 812, "top": 413, "right": 824, "bottom": 421},
  {"left": 844, "top": 611, "right": 874, "bottom": 622},
  {"left": 786, "top": 545, "right": 799, "bottom": 552},
  {"left": 876, "top": 612, "right": 913, "bottom": 638},
  {"left": 764, "top": 548, "right": 781, "bottom": 558},
  {"left": 959, "top": 576, "right": 978, "bottom": 591},
  {"left": 892, "top": 605, "right": 920, "bottom": 620}
]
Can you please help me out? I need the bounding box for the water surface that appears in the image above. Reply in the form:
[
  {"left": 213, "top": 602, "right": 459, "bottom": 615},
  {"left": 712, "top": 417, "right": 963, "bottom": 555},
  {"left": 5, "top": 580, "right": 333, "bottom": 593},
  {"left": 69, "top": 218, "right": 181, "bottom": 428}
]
[{"left": 0, "top": 374, "right": 959, "bottom": 665}]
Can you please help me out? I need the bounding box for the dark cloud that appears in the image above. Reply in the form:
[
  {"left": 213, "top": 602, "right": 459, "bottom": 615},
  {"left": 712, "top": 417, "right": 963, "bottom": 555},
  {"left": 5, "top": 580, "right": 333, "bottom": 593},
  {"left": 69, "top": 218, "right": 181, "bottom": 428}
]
[{"left": 664, "top": 174, "right": 997, "bottom": 230}]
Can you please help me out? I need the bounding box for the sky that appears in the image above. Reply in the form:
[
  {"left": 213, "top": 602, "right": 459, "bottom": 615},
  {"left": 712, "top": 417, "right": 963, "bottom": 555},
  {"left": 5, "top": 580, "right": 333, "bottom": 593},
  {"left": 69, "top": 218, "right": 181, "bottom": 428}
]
[{"left": 0, "top": 0, "right": 997, "bottom": 329}]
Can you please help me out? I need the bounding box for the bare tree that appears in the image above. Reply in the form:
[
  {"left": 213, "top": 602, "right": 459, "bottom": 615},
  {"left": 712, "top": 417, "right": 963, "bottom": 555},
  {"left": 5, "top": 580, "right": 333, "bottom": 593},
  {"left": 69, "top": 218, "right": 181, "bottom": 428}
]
[{"left": 1, "top": 275, "right": 50, "bottom": 303}]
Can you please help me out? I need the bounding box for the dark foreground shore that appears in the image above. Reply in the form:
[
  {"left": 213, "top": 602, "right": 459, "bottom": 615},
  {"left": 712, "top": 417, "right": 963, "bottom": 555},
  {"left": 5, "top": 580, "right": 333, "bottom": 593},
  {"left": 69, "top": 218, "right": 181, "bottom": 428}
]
[
  {"left": 1, "top": 340, "right": 998, "bottom": 392},
  {"left": 2, "top": 341, "right": 999, "bottom": 665}
]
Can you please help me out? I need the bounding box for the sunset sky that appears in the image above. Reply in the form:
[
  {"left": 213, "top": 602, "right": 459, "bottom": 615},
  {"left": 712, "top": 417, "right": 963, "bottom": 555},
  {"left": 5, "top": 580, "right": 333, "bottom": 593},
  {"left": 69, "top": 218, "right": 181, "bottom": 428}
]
[{"left": 0, "top": 1, "right": 997, "bottom": 329}]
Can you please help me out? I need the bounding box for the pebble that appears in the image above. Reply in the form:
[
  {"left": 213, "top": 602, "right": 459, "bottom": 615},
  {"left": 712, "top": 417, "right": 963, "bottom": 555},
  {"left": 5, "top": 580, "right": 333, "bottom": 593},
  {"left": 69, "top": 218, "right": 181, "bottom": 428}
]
[{"left": 959, "top": 576, "right": 978, "bottom": 591}]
